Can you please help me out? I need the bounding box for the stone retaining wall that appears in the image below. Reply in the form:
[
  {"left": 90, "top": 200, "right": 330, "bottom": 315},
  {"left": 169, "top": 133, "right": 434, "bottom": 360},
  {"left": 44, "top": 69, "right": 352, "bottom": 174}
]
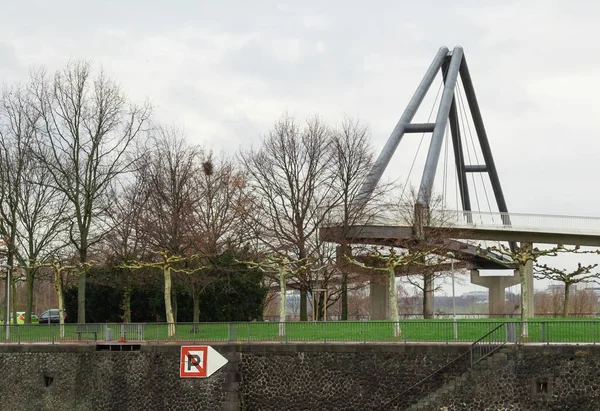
[
  {"left": 0, "top": 343, "right": 466, "bottom": 411},
  {"left": 428, "top": 345, "right": 600, "bottom": 411},
  {"left": 3, "top": 343, "right": 600, "bottom": 410}
]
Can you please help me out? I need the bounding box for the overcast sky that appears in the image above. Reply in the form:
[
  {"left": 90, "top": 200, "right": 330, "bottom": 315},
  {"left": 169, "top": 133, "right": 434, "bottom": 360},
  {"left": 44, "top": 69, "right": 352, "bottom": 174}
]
[{"left": 2, "top": 1, "right": 600, "bottom": 295}]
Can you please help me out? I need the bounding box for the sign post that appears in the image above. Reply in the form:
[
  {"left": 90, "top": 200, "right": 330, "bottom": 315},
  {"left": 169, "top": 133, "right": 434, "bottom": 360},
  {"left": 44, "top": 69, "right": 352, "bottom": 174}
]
[{"left": 180, "top": 345, "right": 228, "bottom": 378}]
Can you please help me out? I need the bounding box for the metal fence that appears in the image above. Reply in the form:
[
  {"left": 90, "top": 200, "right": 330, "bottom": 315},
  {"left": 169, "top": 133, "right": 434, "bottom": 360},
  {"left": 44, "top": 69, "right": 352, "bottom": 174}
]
[
  {"left": 265, "top": 313, "right": 600, "bottom": 322},
  {"left": 1, "top": 320, "right": 600, "bottom": 345}
]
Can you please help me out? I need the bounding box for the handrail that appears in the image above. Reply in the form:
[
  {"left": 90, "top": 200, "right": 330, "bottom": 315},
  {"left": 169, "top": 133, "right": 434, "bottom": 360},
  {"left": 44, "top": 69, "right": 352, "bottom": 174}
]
[
  {"left": 375, "top": 348, "right": 471, "bottom": 410},
  {"left": 375, "top": 323, "right": 507, "bottom": 410},
  {"left": 469, "top": 323, "right": 507, "bottom": 367}
]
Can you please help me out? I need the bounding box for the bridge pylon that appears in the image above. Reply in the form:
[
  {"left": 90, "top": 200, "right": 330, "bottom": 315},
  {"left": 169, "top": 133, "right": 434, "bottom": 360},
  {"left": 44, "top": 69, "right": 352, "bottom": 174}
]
[
  {"left": 355, "top": 46, "right": 511, "bottom": 231},
  {"left": 350, "top": 46, "right": 527, "bottom": 318}
]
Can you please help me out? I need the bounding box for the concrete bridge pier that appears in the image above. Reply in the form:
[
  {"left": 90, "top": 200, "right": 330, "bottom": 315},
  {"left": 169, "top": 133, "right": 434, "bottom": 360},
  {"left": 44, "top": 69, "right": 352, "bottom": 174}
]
[
  {"left": 470, "top": 270, "right": 520, "bottom": 317},
  {"left": 370, "top": 280, "right": 390, "bottom": 320}
]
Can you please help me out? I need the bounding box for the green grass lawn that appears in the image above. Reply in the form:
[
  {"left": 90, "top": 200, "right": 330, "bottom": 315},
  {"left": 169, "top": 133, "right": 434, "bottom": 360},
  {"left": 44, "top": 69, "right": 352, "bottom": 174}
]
[{"left": 4, "top": 318, "right": 600, "bottom": 344}]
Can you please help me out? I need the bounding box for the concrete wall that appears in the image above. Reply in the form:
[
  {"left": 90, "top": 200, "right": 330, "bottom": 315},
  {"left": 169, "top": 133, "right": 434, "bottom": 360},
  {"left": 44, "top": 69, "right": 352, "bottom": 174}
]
[{"left": 3, "top": 343, "right": 600, "bottom": 410}]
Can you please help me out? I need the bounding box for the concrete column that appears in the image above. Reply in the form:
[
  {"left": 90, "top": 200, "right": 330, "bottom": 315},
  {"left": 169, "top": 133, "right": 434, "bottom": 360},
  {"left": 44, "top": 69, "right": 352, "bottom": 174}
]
[
  {"left": 471, "top": 270, "right": 520, "bottom": 317},
  {"left": 423, "top": 273, "right": 434, "bottom": 318},
  {"left": 369, "top": 279, "right": 390, "bottom": 320}
]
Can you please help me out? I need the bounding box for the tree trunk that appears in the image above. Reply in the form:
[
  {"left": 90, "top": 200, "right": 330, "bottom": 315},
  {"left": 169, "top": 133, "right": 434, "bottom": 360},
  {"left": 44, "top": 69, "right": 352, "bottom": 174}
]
[
  {"left": 122, "top": 288, "right": 132, "bottom": 323},
  {"left": 317, "top": 292, "right": 325, "bottom": 321},
  {"left": 3, "top": 266, "right": 8, "bottom": 335},
  {"left": 77, "top": 248, "right": 87, "bottom": 324},
  {"left": 279, "top": 267, "right": 287, "bottom": 337},
  {"left": 389, "top": 267, "right": 401, "bottom": 337},
  {"left": 518, "top": 265, "right": 529, "bottom": 339},
  {"left": 192, "top": 286, "right": 200, "bottom": 324},
  {"left": 563, "top": 283, "right": 571, "bottom": 319},
  {"left": 55, "top": 272, "right": 65, "bottom": 338},
  {"left": 163, "top": 267, "right": 176, "bottom": 337},
  {"left": 11, "top": 279, "right": 16, "bottom": 326},
  {"left": 341, "top": 272, "right": 348, "bottom": 321},
  {"left": 171, "top": 288, "right": 178, "bottom": 323},
  {"left": 300, "top": 287, "right": 308, "bottom": 321},
  {"left": 422, "top": 272, "right": 434, "bottom": 319},
  {"left": 25, "top": 268, "right": 35, "bottom": 324}
]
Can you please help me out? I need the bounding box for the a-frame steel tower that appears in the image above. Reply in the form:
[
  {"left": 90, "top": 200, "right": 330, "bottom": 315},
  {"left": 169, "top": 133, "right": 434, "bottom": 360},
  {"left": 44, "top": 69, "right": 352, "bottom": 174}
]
[{"left": 355, "top": 46, "right": 510, "bottom": 223}]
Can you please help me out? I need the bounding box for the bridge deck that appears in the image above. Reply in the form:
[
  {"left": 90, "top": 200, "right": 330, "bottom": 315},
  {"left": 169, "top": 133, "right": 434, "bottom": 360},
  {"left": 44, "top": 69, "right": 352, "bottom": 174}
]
[{"left": 320, "top": 225, "right": 515, "bottom": 270}]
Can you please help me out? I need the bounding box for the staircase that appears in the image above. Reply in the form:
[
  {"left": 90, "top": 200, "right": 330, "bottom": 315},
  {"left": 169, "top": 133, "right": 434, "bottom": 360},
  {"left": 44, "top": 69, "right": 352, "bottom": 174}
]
[
  {"left": 375, "top": 323, "right": 510, "bottom": 411},
  {"left": 406, "top": 345, "right": 515, "bottom": 411}
]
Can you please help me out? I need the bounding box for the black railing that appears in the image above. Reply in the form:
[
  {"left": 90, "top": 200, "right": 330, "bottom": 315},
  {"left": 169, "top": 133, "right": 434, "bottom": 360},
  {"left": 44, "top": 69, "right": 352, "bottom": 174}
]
[{"left": 469, "top": 323, "right": 507, "bottom": 367}]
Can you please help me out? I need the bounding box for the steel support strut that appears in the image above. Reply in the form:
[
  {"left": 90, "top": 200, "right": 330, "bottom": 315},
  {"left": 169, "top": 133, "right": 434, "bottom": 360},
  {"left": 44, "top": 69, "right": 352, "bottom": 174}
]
[
  {"left": 458, "top": 57, "right": 510, "bottom": 220},
  {"left": 417, "top": 46, "right": 464, "bottom": 205},
  {"left": 354, "top": 46, "right": 449, "bottom": 208}
]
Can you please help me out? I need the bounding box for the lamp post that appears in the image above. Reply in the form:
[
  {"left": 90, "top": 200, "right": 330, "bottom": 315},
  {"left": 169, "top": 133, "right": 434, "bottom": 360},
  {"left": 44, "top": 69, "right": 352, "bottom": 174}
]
[
  {"left": 1, "top": 264, "right": 11, "bottom": 340},
  {"left": 446, "top": 253, "right": 457, "bottom": 339}
]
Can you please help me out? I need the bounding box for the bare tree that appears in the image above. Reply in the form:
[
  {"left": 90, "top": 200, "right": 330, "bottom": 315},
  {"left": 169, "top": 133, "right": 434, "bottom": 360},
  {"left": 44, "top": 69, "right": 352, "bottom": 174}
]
[
  {"left": 132, "top": 126, "right": 202, "bottom": 327},
  {"left": 31, "top": 61, "right": 151, "bottom": 323},
  {"left": 102, "top": 174, "right": 151, "bottom": 322},
  {"left": 192, "top": 154, "right": 251, "bottom": 254},
  {"left": 535, "top": 262, "right": 600, "bottom": 318},
  {"left": 187, "top": 154, "right": 252, "bottom": 324},
  {"left": 0, "top": 84, "right": 69, "bottom": 323},
  {"left": 240, "top": 114, "right": 335, "bottom": 321},
  {"left": 327, "top": 117, "right": 378, "bottom": 320}
]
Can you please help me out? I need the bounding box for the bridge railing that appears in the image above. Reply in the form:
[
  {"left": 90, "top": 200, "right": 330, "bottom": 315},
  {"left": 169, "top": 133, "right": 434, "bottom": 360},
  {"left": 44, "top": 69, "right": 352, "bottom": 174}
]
[
  {"left": 2, "top": 320, "right": 600, "bottom": 344},
  {"left": 439, "top": 209, "right": 600, "bottom": 236},
  {"left": 320, "top": 204, "right": 600, "bottom": 236}
]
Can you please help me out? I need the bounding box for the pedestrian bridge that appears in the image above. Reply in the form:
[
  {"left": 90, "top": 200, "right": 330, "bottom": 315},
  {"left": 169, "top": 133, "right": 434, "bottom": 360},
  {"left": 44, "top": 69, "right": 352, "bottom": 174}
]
[
  {"left": 320, "top": 209, "right": 600, "bottom": 253},
  {"left": 433, "top": 210, "right": 600, "bottom": 247}
]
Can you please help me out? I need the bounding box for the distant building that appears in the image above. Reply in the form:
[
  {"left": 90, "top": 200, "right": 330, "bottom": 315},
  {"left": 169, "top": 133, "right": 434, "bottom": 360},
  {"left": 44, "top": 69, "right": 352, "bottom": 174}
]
[{"left": 461, "top": 291, "right": 488, "bottom": 300}]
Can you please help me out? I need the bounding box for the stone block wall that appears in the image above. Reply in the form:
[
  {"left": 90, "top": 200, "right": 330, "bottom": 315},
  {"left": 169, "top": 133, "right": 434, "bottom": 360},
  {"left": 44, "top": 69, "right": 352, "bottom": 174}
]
[
  {"left": 0, "top": 343, "right": 466, "bottom": 411},
  {"left": 429, "top": 345, "right": 600, "bottom": 411},
  {"left": 7, "top": 343, "right": 600, "bottom": 410},
  {"left": 237, "top": 344, "right": 468, "bottom": 410}
]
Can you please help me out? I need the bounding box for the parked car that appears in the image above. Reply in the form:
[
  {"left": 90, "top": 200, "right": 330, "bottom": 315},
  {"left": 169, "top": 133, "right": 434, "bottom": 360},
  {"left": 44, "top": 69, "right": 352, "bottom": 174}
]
[
  {"left": 0, "top": 312, "right": 39, "bottom": 324},
  {"left": 38, "top": 309, "right": 65, "bottom": 324}
]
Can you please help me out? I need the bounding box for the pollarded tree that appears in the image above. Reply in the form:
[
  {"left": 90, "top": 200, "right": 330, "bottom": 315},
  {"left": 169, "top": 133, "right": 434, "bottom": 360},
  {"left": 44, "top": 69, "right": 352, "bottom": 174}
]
[
  {"left": 243, "top": 255, "right": 292, "bottom": 337},
  {"left": 41, "top": 256, "right": 91, "bottom": 337},
  {"left": 242, "top": 255, "right": 319, "bottom": 336},
  {"left": 535, "top": 262, "right": 600, "bottom": 318},
  {"left": 122, "top": 251, "right": 196, "bottom": 337},
  {"left": 478, "top": 243, "right": 587, "bottom": 338},
  {"left": 347, "top": 247, "right": 434, "bottom": 337},
  {"left": 31, "top": 61, "right": 151, "bottom": 323}
]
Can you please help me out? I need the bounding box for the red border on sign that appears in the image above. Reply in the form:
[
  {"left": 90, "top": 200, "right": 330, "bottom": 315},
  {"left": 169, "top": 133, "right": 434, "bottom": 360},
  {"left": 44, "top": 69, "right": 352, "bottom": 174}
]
[{"left": 180, "top": 346, "right": 208, "bottom": 378}]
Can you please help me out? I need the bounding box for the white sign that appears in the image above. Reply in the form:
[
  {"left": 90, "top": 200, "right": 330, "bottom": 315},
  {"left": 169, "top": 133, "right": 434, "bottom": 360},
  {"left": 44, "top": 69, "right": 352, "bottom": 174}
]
[{"left": 179, "top": 345, "right": 228, "bottom": 378}]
